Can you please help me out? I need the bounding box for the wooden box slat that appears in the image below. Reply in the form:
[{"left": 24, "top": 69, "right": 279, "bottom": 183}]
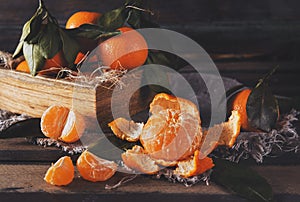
[{"left": 0, "top": 68, "right": 154, "bottom": 131}]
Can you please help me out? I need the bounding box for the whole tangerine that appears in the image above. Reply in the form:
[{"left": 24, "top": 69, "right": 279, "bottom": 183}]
[
  {"left": 65, "top": 11, "right": 102, "bottom": 29},
  {"left": 65, "top": 11, "right": 102, "bottom": 53},
  {"left": 98, "top": 27, "right": 148, "bottom": 70}
]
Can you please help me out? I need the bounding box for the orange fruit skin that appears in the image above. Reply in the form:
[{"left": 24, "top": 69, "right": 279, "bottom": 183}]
[
  {"left": 230, "top": 89, "right": 253, "bottom": 131},
  {"left": 65, "top": 11, "right": 102, "bottom": 29},
  {"left": 74, "top": 52, "right": 86, "bottom": 65},
  {"left": 44, "top": 156, "right": 74, "bottom": 186},
  {"left": 140, "top": 93, "right": 202, "bottom": 161},
  {"left": 16, "top": 51, "right": 67, "bottom": 75},
  {"left": 66, "top": 11, "right": 102, "bottom": 53},
  {"left": 98, "top": 27, "right": 148, "bottom": 70},
  {"left": 174, "top": 150, "right": 214, "bottom": 178},
  {"left": 76, "top": 150, "right": 117, "bottom": 182},
  {"left": 40, "top": 105, "right": 70, "bottom": 139},
  {"left": 43, "top": 50, "right": 68, "bottom": 70},
  {"left": 121, "top": 145, "right": 160, "bottom": 174},
  {"left": 16, "top": 60, "right": 30, "bottom": 73}
]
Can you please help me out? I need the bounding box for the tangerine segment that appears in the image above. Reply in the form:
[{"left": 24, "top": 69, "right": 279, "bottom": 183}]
[
  {"left": 121, "top": 145, "right": 160, "bottom": 174},
  {"left": 40, "top": 105, "right": 70, "bottom": 139},
  {"left": 149, "top": 93, "right": 200, "bottom": 119},
  {"left": 59, "top": 110, "right": 86, "bottom": 143},
  {"left": 174, "top": 150, "right": 214, "bottom": 178},
  {"left": 98, "top": 27, "right": 148, "bottom": 70},
  {"left": 140, "top": 93, "right": 202, "bottom": 161},
  {"left": 77, "top": 150, "right": 117, "bottom": 182},
  {"left": 44, "top": 156, "right": 74, "bottom": 186},
  {"left": 108, "top": 118, "right": 144, "bottom": 142},
  {"left": 204, "top": 110, "right": 241, "bottom": 148}
]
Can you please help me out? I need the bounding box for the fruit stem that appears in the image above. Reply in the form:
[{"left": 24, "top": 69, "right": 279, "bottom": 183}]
[
  {"left": 256, "top": 65, "right": 279, "bottom": 88},
  {"left": 38, "top": 0, "right": 44, "bottom": 8},
  {"left": 126, "top": 5, "right": 154, "bottom": 15}
]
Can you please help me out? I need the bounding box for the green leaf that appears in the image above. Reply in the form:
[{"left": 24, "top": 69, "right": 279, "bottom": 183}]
[
  {"left": 126, "top": 7, "right": 159, "bottom": 29},
  {"left": 97, "top": 7, "right": 128, "bottom": 31},
  {"left": 211, "top": 158, "right": 274, "bottom": 202},
  {"left": 12, "top": 4, "right": 44, "bottom": 57},
  {"left": 143, "top": 55, "right": 171, "bottom": 93},
  {"left": 37, "top": 23, "right": 61, "bottom": 59},
  {"left": 146, "top": 50, "right": 186, "bottom": 70},
  {"left": 24, "top": 9, "right": 44, "bottom": 43},
  {"left": 58, "top": 29, "right": 80, "bottom": 67},
  {"left": 246, "top": 84, "right": 279, "bottom": 132},
  {"left": 23, "top": 42, "right": 45, "bottom": 76},
  {"left": 66, "top": 24, "right": 120, "bottom": 40},
  {"left": 246, "top": 67, "right": 280, "bottom": 132},
  {"left": 125, "top": 0, "right": 144, "bottom": 7}
]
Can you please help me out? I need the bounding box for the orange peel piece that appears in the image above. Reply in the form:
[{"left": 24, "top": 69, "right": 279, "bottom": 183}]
[
  {"left": 201, "top": 110, "right": 241, "bottom": 153},
  {"left": 174, "top": 150, "right": 214, "bottom": 178},
  {"left": 121, "top": 145, "right": 160, "bottom": 174},
  {"left": 108, "top": 118, "right": 144, "bottom": 142}
]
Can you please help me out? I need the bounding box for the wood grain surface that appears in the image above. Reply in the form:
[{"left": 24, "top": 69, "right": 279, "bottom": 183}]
[
  {"left": 0, "top": 68, "right": 154, "bottom": 131},
  {"left": 0, "top": 159, "right": 299, "bottom": 202}
]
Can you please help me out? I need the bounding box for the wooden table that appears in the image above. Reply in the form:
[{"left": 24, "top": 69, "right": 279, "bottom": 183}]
[{"left": 0, "top": 138, "right": 299, "bottom": 202}]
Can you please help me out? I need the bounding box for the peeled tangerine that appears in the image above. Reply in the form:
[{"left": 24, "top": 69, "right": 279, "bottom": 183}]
[
  {"left": 140, "top": 93, "right": 202, "bottom": 162},
  {"left": 40, "top": 105, "right": 85, "bottom": 143},
  {"left": 109, "top": 93, "right": 242, "bottom": 178},
  {"left": 44, "top": 156, "right": 74, "bottom": 186}
]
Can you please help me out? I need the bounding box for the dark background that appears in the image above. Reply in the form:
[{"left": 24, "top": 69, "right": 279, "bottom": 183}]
[{"left": 0, "top": 0, "right": 299, "bottom": 98}]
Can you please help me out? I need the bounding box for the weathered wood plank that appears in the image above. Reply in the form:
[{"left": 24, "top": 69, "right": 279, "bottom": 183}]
[
  {"left": 0, "top": 138, "right": 66, "bottom": 162},
  {"left": 0, "top": 68, "right": 154, "bottom": 131},
  {"left": 0, "top": 163, "right": 299, "bottom": 202}
]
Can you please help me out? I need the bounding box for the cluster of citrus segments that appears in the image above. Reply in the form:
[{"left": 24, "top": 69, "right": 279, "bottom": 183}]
[
  {"left": 40, "top": 105, "right": 86, "bottom": 143},
  {"left": 108, "top": 93, "right": 242, "bottom": 178},
  {"left": 14, "top": 5, "right": 149, "bottom": 76},
  {"left": 43, "top": 92, "right": 242, "bottom": 186},
  {"left": 44, "top": 150, "right": 117, "bottom": 186}
]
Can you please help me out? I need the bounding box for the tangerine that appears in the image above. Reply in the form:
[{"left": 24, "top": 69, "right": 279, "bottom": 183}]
[
  {"left": 140, "top": 93, "right": 202, "bottom": 161},
  {"left": 15, "top": 51, "right": 67, "bottom": 75},
  {"left": 59, "top": 110, "right": 86, "bottom": 143},
  {"left": 15, "top": 60, "right": 30, "bottom": 73},
  {"left": 76, "top": 150, "right": 117, "bottom": 182},
  {"left": 65, "top": 11, "right": 102, "bottom": 53},
  {"left": 40, "top": 105, "right": 85, "bottom": 143},
  {"left": 65, "top": 11, "right": 102, "bottom": 29},
  {"left": 40, "top": 105, "right": 70, "bottom": 140},
  {"left": 44, "top": 156, "right": 74, "bottom": 186},
  {"left": 98, "top": 27, "right": 148, "bottom": 70}
]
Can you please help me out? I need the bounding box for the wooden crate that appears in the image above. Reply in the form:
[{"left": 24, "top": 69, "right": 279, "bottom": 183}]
[{"left": 0, "top": 68, "right": 154, "bottom": 131}]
